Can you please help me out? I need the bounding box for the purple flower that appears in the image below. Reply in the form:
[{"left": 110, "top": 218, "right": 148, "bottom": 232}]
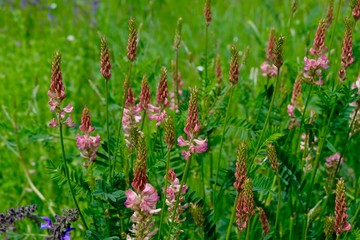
[
  {"left": 40, "top": 216, "right": 52, "bottom": 230},
  {"left": 61, "top": 227, "right": 75, "bottom": 240}
]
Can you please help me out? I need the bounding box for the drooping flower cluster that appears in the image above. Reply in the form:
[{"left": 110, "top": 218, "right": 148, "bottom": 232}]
[
  {"left": 124, "top": 183, "right": 161, "bottom": 239},
  {"left": 257, "top": 207, "right": 270, "bottom": 237},
  {"left": 236, "top": 178, "right": 255, "bottom": 232},
  {"left": 164, "top": 169, "right": 188, "bottom": 237},
  {"left": 148, "top": 67, "right": 169, "bottom": 126},
  {"left": 76, "top": 107, "right": 100, "bottom": 166},
  {"left": 303, "top": 19, "right": 329, "bottom": 86},
  {"left": 334, "top": 178, "right": 351, "bottom": 234},
  {"left": 177, "top": 87, "right": 208, "bottom": 160},
  {"left": 122, "top": 85, "right": 142, "bottom": 148},
  {"left": 48, "top": 51, "right": 75, "bottom": 128},
  {"left": 100, "top": 36, "right": 112, "bottom": 81},
  {"left": 0, "top": 204, "right": 37, "bottom": 235},
  {"left": 40, "top": 208, "right": 78, "bottom": 240},
  {"left": 260, "top": 29, "right": 278, "bottom": 78},
  {"left": 339, "top": 17, "right": 354, "bottom": 81}
]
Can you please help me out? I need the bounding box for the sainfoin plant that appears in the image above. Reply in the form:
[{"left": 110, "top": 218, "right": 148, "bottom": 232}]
[{"left": 1, "top": 1, "right": 360, "bottom": 240}]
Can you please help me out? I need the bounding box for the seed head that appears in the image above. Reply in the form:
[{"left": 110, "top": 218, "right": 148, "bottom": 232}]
[
  {"left": 164, "top": 117, "right": 175, "bottom": 149},
  {"left": 127, "top": 17, "right": 137, "bottom": 62},
  {"left": 266, "top": 143, "right": 280, "bottom": 170},
  {"left": 204, "top": 0, "right": 212, "bottom": 26},
  {"left": 234, "top": 142, "right": 247, "bottom": 192},
  {"left": 100, "top": 36, "right": 112, "bottom": 81},
  {"left": 174, "top": 17, "right": 182, "bottom": 49},
  {"left": 190, "top": 203, "right": 205, "bottom": 227},
  {"left": 274, "top": 35, "right": 285, "bottom": 68},
  {"left": 324, "top": 215, "right": 335, "bottom": 238},
  {"left": 229, "top": 44, "right": 239, "bottom": 85}
]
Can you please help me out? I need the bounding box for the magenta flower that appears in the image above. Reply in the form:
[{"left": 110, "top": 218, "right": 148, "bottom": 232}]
[
  {"left": 287, "top": 104, "right": 296, "bottom": 117},
  {"left": 325, "top": 152, "right": 343, "bottom": 168},
  {"left": 334, "top": 179, "right": 351, "bottom": 234},
  {"left": 260, "top": 61, "right": 278, "bottom": 78}
]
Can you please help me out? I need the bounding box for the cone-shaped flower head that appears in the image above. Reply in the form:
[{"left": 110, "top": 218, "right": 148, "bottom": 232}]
[
  {"left": 48, "top": 51, "right": 65, "bottom": 112},
  {"left": 229, "top": 44, "right": 239, "bottom": 85},
  {"left": 257, "top": 207, "right": 270, "bottom": 237},
  {"left": 164, "top": 117, "right": 175, "bottom": 149},
  {"left": 339, "top": 18, "right": 354, "bottom": 81},
  {"left": 266, "top": 143, "right": 280, "bottom": 170},
  {"left": 274, "top": 35, "right": 285, "bottom": 69},
  {"left": 100, "top": 36, "right": 112, "bottom": 81},
  {"left": 234, "top": 142, "right": 247, "bottom": 192},
  {"left": 266, "top": 29, "right": 277, "bottom": 63},
  {"left": 174, "top": 17, "right": 182, "bottom": 49},
  {"left": 310, "top": 19, "right": 327, "bottom": 56},
  {"left": 76, "top": 107, "right": 100, "bottom": 165},
  {"left": 334, "top": 178, "right": 351, "bottom": 234},
  {"left": 190, "top": 203, "right": 205, "bottom": 227},
  {"left": 324, "top": 215, "right": 335, "bottom": 238},
  {"left": 215, "top": 54, "right": 223, "bottom": 84},
  {"left": 204, "top": 0, "right": 212, "bottom": 26},
  {"left": 139, "top": 75, "right": 151, "bottom": 111},
  {"left": 127, "top": 17, "right": 137, "bottom": 62},
  {"left": 326, "top": 0, "right": 334, "bottom": 27},
  {"left": 132, "top": 132, "right": 148, "bottom": 192},
  {"left": 236, "top": 178, "right": 255, "bottom": 232}
]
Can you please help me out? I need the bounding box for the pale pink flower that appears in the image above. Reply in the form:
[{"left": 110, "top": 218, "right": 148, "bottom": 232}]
[
  {"left": 178, "top": 136, "right": 208, "bottom": 160},
  {"left": 325, "top": 152, "right": 343, "bottom": 168},
  {"left": 260, "top": 61, "right": 278, "bottom": 78},
  {"left": 287, "top": 104, "right": 296, "bottom": 117}
]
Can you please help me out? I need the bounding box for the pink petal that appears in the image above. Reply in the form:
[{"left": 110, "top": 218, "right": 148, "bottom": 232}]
[{"left": 177, "top": 136, "right": 190, "bottom": 147}]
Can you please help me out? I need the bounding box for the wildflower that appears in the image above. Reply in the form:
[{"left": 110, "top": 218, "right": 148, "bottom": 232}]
[
  {"left": 236, "top": 179, "right": 255, "bottom": 232},
  {"left": 0, "top": 205, "right": 37, "bottom": 235},
  {"left": 164, "top": 117, "right": 175, "bottom": 149},
  {"left": 177, "top": 87, "right": 208, "bottom": 160},
  {"left": 138, "top": 75, "right": 151, "bottom": 112},
  {"left": 325, "top": 152, "right": 343, "bottom": 168},
  {"left": 40, "top": 209, "right": 78, "bottom": 240},
  {"left": 124, "top": 183, "right": 161, "bottom": 239},
  {"left": 352, "top": 0, "right": 360, "bottom": 22},
  {"left": 132, "top": 132, "right": 148, "bottom": 192},
  {"left": 266, "top": 143, "right": 280, "bottom": 170},
  {"left": 169, "top": 61, "right": 184, "bottom": 113},
  {"left": 260, "top": 29, "right": 278, "bottom": 78},
  {"left": 334, "top": 178, "right": 351, "bottom": 234},
  {"left": 324, "top": 215, "right": 335, "bottom": 238},
  {"left": 148, "top": 67, "right": 169, "bottom": 126},
  {"left": 122, "top": 85, "right": 142, "bottom": 147},
  {"left": 204, "top": 0, "right": 212, "bottom": 26},
  {"left": 127, "top": 17, "right": 137, "bottom": 62},
  {"left": 48, "top": 51, "right": 76, "bottom": 128},
  {"left": 229, "top": 44, "right": 239, "bottom": 85},
  {"left": 76, "top": 107, "right": 101, "bottom": 166},
  {"left": 164, "top": 169, "right": 188, "bottom": 238},
  {"left": 339, "top": 18, "right": 354, "bottom": 81},
  {"left": 325, "top": 0, "right": 334, "bottom": 27},
  {"left": 100, "top": 36, "right": 112, "bottom": 81},
  {"left": 257, "top": 207, "right": 270, "bottom": 237},
  {"left": 303, "top": 19, "right": 329, "bottom": 85},
  {"left": 189, "top": 203, "right": 205, "bottom": 227},
  {"left": 273, "top": 35, "right": 284, "bottom": 69},
  {"left": 234, "top": 142, "right": 247, "bottom": 192},
  {"left": 173, "top": 17, "right": 182, "bottom": 49},
  {"left": 215, "top": 54, "right": 223, "bottom": 84}
]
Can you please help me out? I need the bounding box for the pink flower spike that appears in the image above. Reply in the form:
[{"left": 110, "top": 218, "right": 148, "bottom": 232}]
[
  {"left": 177, "top": 136, "right": 190, "bottom": 147},
  {"left": 49, "top": 118, "right": 58, "bottom": 127},
  {"left": 124, "top": 189, "right": 140, "bottom": 210},
  {"left": 182, "top": 151, "right": 191, "bottom": 160},
  {"left": 63, "top": 104, "right": 73, "bottom": 113},
  {"left": 191, "top": 138, "right": 208, "bottom": 153}
]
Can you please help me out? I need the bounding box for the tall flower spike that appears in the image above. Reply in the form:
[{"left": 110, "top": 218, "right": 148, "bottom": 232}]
[
  {"left": 164, "top": 117, "right": 175, "bottom": 149},
  {"left": 324, "top": 215, "right": 335, "bottom": 238},
  {"left": 236, "top": 178, "right": 255, "bottom": 232},
  {"left": 76, "top": 107, "right": 101, "bottom": 165},
  {"left": 100, "top": 36, "right": 112, "bottom": 81},
  {"left": 148, "top": 67, "right": 169, "bottom": 126},
  {"left": 204, "top": 0, "right": 212, "bottom": 26},
  {"left": 326, "top": 0, "right": 334, "bottom": 27},
  {"left": 274, "top": 35, "right": 285, "bottom": 69},
  {"left": 260, "top": 29, "right": 278, "bottom": 78},
  {"left": 266, "top": 143, "right": 280, "bottom": 170},
  {"left": 132, "top": 132, "right": 148, "bottom": 192},
  {"left": 334, "top": 178, "right": 351, "bottom": 234},
  {"left": 257, "top": 207, "right": 270, "bottom": 237},
  {"left": 177, "top": 87, "right": 208, "bottom": 159},
  {"left": 174, "top": 17, "right": 182, "bottom": 49},
  {"left": 234, "top": 142, "right": 247, "bottom": 192},
  {"left": 229, "top": 44, "right": 239, "bottom": 85},
  {"left": 127, "top": 17, "right": 137, "bottom": 62},
  {"left": 310, "top": 19, "right": 327, "bottom": 56},
  {"left": 339, "top": 18, "right": 354, "bottom": 81},
  {"left": 215, "top": 54, "right": 223, "bottom": 84},
  {"left": 139, "top": 75, "right": 150, "bottom": 111},
  {"left": 352, "top": 0, "right": 360, "bottom": 22}
]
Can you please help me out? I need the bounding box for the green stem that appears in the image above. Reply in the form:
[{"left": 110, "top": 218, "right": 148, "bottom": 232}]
[
  {"left": 302, "top": 214, "right": 307, "bottom": 240},
  {"left": 306, "top": 97, "right": 337, "bottom": 209},
  {"left": 250, "top": 70, "right": 281, "bottom": 169},
  {"left": 201, "top": 156, "right": 205, "bottom": 202},
  {"left": 59, "top": 123, "right": 88, "bottom": 229},
  {"left": 214, "top": 87, "right": 234, "bottom": 213},
  {"left": 205, "top": 25, "right": 208, "bottom": 85},
  {"left": 245, "top": 217, "right": 251, "bottom": 240},
  {"left": 168, "top": 156, "right": 192, "bottom": 238},
  {"left": 225, "top": 192, "right": 239, "bottom": 240},
  {"left": 175, "top": 48, "right": 180, "bottom": 109},
  {"left": 289, "top": 216, "right": 294, "bottom": 240},
  {"left": 105, "top": 80, "right": 111, "bottom": 182},
  {"left": 275, "top": 170, "right": 282, "bottom": 231},
  {"left": 158, "top": 147, "right": 172, "bottom": 240}
]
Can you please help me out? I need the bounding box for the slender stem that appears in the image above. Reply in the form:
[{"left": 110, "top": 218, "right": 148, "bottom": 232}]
[
  {"left": 289, "top": 216, "right": 294, "bottom": 240},
  {"left": 225, "top": 192, "right": 239, "bottom": 240},
  {"left": 306, "top": 97, "right": 337, "bottom": 208},
  {"left": 205, "top": 25, "right": 208, "bottom": 85},
  {"left": 59, "top": 123, "right": 88, "bottom": 229},
  {"left": 201, "top": 156, "right": 205, "bottom": 202},
  {"left": 168, "top": 156, "right": 192, "bottom": 238},
  {"left": 245, "top": 217, "right": 251, "bottom": 240},
  {"left": 275, "top": 170, "right": 282, "bottom": 231},
  {"left": 105, "top": 80, "right": 112, "bottom": 182},
  {"left": 250, "top": 70, "right": 281, "bottom": 169},
  {"left": 175, "top": 48, "right": 180, "bottom": 109},
  {"left": 214, "top": 87, "right": 234, "bottom": 212},
  {"left": 141, "top": 109, "right": 147, "bottom": 131},
  {"left": 158, "top": 147, "right": 172, "bottom": 240},
  {"left": 302, "top": 214, "right": 308, "bottom": 240}
]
